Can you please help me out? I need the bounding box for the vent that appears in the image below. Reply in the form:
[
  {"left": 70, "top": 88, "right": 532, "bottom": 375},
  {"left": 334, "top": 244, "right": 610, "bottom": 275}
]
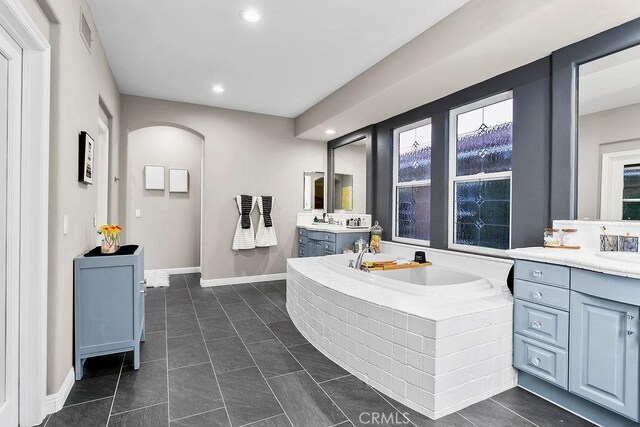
[{"left": 79, "top": 10, "right": 92, "bottom": 52}]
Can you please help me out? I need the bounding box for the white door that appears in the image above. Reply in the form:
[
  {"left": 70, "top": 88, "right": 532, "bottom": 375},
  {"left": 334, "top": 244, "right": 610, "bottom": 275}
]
[
  {"left": 0, "top": 24, "right": 22, "bottom": 427},
  {"left": 95, "top": 117, "right": 109, "bottom": 241}
]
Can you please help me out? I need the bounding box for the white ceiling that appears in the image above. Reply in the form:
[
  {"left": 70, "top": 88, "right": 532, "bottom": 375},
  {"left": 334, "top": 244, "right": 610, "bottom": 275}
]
[
  {"left": 87, "top": 0, "right": 468, "bottom": 118},
  {"left": 579, "top": 44, "right": 640, "bottom": 116}
]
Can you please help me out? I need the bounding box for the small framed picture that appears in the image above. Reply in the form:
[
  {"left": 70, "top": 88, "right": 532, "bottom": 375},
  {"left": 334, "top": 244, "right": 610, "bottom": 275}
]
[
  {"left": 78, "top": 131, "right": 94, "bottom": 184},
  {"left": 145, "top": 165, "right": 165, "bottom": 190},
  {"left": 169, "top": 169, "right": 189, "bottom": 193}
]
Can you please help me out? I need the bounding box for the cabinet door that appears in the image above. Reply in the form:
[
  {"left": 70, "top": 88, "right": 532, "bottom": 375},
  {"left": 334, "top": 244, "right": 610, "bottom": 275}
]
[{"left": 569, "top": 291, "right": 639, "bottom": 421}]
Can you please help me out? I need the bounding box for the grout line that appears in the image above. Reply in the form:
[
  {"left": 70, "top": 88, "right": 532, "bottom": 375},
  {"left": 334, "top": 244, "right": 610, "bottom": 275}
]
[
  {"left": 214, "top": 286, "right": 294, "bottom": 427},
  {"left": 489, "top": 397, "right": 540, "bottom": 427},
  {"left": 189, "top": 275, "right": 234, "bottom": 427},
  {"left": 239, "top": 412, "right": 286, "bottom": 427},
  {"left": 109, "top": 400, "right": 169, "bottom": 417},
  {"left": 165, "top": 405, "right": 225, "bottom": 423},
  {"left": 165, "top": 277, "right": 177, "bottom": 424},
  {"left": 243, "top": 283, "right": 352, "bottom": 426},
  {"left": 317, "top": 373, "right": 353, "bottom": 385},
  {"left": 263, "top": 369, "right": 306, "bottom": 381},
  {"left": 105, "top": 352, "right": 126, "bottom": 426},
  {"left": 456, "top": 411, "right": 480, "bottom": 427},
  {"left": 60, "top": 395, "right": 114, "bottom": 410},
  {"left": 366, "top": 385, "right": 417, "bottom": 427}
]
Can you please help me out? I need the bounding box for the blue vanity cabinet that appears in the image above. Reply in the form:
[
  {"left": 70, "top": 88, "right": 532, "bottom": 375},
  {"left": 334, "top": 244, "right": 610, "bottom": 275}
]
[
  {"left": 74, "top": 245, "right": 145, "bottom": 380},
  {"left": 298, "top": 228, "right": 308, "bottom": 257},
  {"left": 513, "top": 260, "right": 640, "bottom": 423},
  {"left": 569, "top": 291, "right": 639, "bottom": 420},
  {"left": 297, "top": 227, "right": 369, "bottom": 258}
]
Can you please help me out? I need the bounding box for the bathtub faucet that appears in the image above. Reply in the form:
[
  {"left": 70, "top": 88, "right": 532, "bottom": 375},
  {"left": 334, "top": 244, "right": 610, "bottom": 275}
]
[{"left": 354, "top": 245, "right": 376, "bottom": 271}]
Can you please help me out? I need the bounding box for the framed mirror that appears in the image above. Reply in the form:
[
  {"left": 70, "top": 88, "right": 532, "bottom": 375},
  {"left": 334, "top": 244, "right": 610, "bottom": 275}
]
[
  {"left": 578, "top": 45, "right": 640, "bottom": 220},
  {"left": 327, "top": 126, "right": 373, "bottom": 213},
  {"left": 303, "top": 171, "right": 325, "bottom": 210},
  {"left": 551, "top": 17, "right": 640, "bottom": 220}
]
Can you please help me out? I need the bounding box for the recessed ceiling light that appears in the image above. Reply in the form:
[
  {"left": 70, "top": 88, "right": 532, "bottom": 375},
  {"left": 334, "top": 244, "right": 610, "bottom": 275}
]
[
  {"left": 240, "top": 9, "right": 261, "bottom": 23},
  {"left": 325, "top": 129, "right": 336, "bottom": 135},
  {"left": 212, "top": 85, "right": 225, "bottom": 93}
]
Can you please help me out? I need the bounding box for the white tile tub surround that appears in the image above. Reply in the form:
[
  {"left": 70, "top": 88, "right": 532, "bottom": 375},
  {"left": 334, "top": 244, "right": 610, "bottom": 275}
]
[
  {"left": 508, "top": 220, "right": 640, "bottom": 279},
  {"left": 286, "top": 252, "right": 516, "bottom": 420}
]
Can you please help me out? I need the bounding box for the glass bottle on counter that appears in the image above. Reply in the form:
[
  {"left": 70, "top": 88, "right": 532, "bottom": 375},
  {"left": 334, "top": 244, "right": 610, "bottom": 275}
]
[
  {"left": 370, "top": 221, "right": 383, "bottom": 253},
  {"left": 544, "top": 228, "right": 562, "bottom": 247}
]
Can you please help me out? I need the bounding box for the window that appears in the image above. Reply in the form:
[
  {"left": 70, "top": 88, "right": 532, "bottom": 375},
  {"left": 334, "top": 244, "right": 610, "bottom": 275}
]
[
  {"left": 393, "top": 118, "right": 432, "bottom": 245},
  {"left": 623, "top": 164, "right": 640, "bottom": 220},
  {"left": 449, "top": 92, "right": 513, "bottom": 254}
]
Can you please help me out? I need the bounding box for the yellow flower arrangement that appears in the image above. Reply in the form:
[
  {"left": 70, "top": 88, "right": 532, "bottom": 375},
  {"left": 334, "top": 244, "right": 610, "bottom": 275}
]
[
  {"left": 98, "top": 224, "right": 122, "bottom": 254},
  {"left": 98, "top": 224, "right": 122, "bottom": 242}
]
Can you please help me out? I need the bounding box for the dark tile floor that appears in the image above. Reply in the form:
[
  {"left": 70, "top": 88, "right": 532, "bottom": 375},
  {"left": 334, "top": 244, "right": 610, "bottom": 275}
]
[{"left": 41, "top": 273, "right": 594, "bottom": 427}]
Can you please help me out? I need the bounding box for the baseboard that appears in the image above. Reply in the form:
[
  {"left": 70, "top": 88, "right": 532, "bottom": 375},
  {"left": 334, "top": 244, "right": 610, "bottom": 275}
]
[
  {"left": 46, "top": 367, "right": 74, "bottom": 414},
  {"left": 145, "top": 266, "right": 201, "bottom": 275},
  {"left": 200, "top": 273, "right": 287, "bottom": 287}
]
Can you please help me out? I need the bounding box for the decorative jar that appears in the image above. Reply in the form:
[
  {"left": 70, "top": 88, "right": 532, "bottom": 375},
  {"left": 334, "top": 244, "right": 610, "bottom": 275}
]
[
  {"left": 544, "top": 228, "right": 562, "bottom": 247},
  {"left": 561, "top": 229, "right": 579, "bottom": 248},
  {"left": 370, "top": 221, "right": 383, "bottom": 253}
]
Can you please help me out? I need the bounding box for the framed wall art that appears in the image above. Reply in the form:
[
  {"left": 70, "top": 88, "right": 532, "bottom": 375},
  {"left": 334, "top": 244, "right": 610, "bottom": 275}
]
[{"left": 78, "top": 131, "right": 94, "bottom": 184}]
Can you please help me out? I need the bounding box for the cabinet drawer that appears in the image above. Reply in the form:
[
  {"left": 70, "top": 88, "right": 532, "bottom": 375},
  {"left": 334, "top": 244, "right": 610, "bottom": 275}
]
[
  {"left": 514, "top": 300, "right": 569, "bottom": 349},
  {"left": 514, "top": 279, "right": 569, "bottom": 310},
  {"left": 298, "top": 228, "right": 307, "bottom": 237},
  {"left": 323, "top": 242, "right": 335, "bottom": 253},
  {"left": 324, "top": 233, "right": 336, "bottom": 243},
  {"left": 515, "top": 260, "right": 569, "bottom": 288},
  {"left": 514, "top": 333, "right": 568, "bottom": 389}
]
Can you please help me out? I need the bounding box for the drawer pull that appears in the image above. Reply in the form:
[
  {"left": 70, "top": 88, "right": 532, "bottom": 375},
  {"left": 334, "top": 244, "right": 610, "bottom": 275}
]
[
  {"left": 532, "top": 291, "right": 543, "bottom": 300},
  {"left": 532, "top": 269, "right": 543, "bottom": 278},
  {"left": 531, "top": 320, "right": 542, "bottom": 329},
  {"left": 530, "top": 357, "right": 541, "bottom": 366},
  {"left": 628, "top": 313, "right": 635, "bottom": 336}
]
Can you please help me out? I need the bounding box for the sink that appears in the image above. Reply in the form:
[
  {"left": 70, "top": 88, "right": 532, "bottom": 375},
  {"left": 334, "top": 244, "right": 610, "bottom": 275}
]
[{"left": 596, "top": 252, "right": 640, "bottom": 262}]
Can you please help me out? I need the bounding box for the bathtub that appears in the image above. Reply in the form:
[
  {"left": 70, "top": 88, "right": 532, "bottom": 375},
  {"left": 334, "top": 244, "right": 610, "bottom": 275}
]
[{"left": 286, "top": 252, "right": 516, "bottom": 420}]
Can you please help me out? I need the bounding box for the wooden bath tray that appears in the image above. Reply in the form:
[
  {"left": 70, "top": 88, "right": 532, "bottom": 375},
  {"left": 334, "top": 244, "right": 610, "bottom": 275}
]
[{"left": 363, "top": 261, "right": 432, "bottom": 271}]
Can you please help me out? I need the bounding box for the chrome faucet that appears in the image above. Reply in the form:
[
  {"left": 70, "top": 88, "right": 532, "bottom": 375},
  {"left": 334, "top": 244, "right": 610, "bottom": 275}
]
[{"left": 354, "top": 244, "right": 376, "bottom": 270}]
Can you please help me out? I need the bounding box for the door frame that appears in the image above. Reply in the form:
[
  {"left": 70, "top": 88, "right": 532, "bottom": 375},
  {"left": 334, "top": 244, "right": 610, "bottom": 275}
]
[
  {"left": 0, "top": 0, "right": 50, "bottom": 426},
  {"left": 600, "top": 148, "right": 640, "bottom": 220},
  {"left": 96, "top": 116, "right": 110, "bottom": 232}
]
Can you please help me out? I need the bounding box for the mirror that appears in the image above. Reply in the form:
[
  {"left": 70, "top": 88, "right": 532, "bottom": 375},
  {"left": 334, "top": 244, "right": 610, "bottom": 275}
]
[
  {"left": 578, "top": 44, "right": 640, "bottom": 220},
  {"left": 332, "top": 139, "right": 366, "bottom": 212},
  {"left": 303, "top": 171, "right": 325, "bottom": 210}
]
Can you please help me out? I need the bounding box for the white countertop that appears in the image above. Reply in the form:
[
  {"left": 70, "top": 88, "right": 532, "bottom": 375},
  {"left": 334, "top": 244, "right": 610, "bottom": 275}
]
[
  {"left": 297, "top": 224, "right": 371, "bottom": 234},
  {"left": 507, "top": 247, "right": 640, "bottom": 279}
]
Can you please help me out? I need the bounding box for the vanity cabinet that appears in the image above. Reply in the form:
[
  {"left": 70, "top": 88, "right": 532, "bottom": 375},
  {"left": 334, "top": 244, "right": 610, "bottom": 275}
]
[
  {"left": 297, "top": 227, "right": 369, "bottom": 258},
  {"left": 74, "top": 245, "right": 145, "bottom": 380},
  {"left": 513, "top": 260, "right": 640, "bottom": 422},
  {"left": 569, "top": 291, "right": 639, "bottom": 420}
]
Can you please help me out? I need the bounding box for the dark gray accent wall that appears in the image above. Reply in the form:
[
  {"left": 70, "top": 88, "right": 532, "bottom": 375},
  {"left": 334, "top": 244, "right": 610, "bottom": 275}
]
[
  {"left": 550, "top": 17, "right": 640, "bottom": 220},
  {"left": 327, "top": 126, "right": 374, "bottom": 213},
  {"left": 373, "top": 58, "right": 552, "bottom": 249}
]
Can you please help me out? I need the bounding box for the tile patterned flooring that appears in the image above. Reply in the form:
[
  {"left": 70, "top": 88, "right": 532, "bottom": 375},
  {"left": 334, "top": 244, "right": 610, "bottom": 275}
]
[{"left": 40, "top": 274, "right": 594, "bottom": 427}]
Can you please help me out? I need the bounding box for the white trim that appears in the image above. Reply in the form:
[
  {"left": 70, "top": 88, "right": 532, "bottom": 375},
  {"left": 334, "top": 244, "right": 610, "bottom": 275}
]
[
  {"left": 45, "top": 368, "right": 74, "bottom": 415},
  {"left": 392, "top": 117, "right": 432, "bottom": 246},
  {"left": 145, "top": 266, "right": 201, "bottom": 276},
  {"left": 0, "top": 1, "right": 50, "bottom": 425},
  {"left": 200, "top": 273, "right": 286, "bottom": 287},
  {"left": 600, "top": 148, "right": 640, "bottom": 220},
  {"left": 448, "top": 91, "right": 513, "bottom": 254},
  {"left": 0, "top": 22, "right": 22, "bottom": 427}
]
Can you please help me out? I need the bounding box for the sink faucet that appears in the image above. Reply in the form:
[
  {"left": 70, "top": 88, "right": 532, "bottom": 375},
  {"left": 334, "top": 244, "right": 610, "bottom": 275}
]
[{"left": 354, "top": 244, "right": 376, "bottom": 270}]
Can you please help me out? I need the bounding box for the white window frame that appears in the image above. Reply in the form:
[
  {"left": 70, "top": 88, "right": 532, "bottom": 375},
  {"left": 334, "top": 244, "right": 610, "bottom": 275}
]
[
  {"left": 392, "top": 117, "right": 432, "bottom": 246},
  {"left": 448, "top": 91, "right": 513, "bottom": 257}
]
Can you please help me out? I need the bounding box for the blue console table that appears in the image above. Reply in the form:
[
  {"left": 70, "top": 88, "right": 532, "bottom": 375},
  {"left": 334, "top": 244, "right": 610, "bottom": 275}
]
[{"left": 74, "top": 245, "right": 145, "bottom": 380}]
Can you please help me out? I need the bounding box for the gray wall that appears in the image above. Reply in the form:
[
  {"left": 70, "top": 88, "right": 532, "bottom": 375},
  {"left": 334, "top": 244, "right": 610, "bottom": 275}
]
[
  {"left": 120, "top": 95, "right": 326, "bottom": 281},
  {"left": 128, "top": 126, "right": 202, "bottom": 270},
  {"left": 578, "top": 103, "right": 640, "bottom": 219},
  {"left": 18, "top": 0, "right": 123, "bottom": 394},
  {"left": 373, "top": 58, "right": 551, "bottom": 251}
]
